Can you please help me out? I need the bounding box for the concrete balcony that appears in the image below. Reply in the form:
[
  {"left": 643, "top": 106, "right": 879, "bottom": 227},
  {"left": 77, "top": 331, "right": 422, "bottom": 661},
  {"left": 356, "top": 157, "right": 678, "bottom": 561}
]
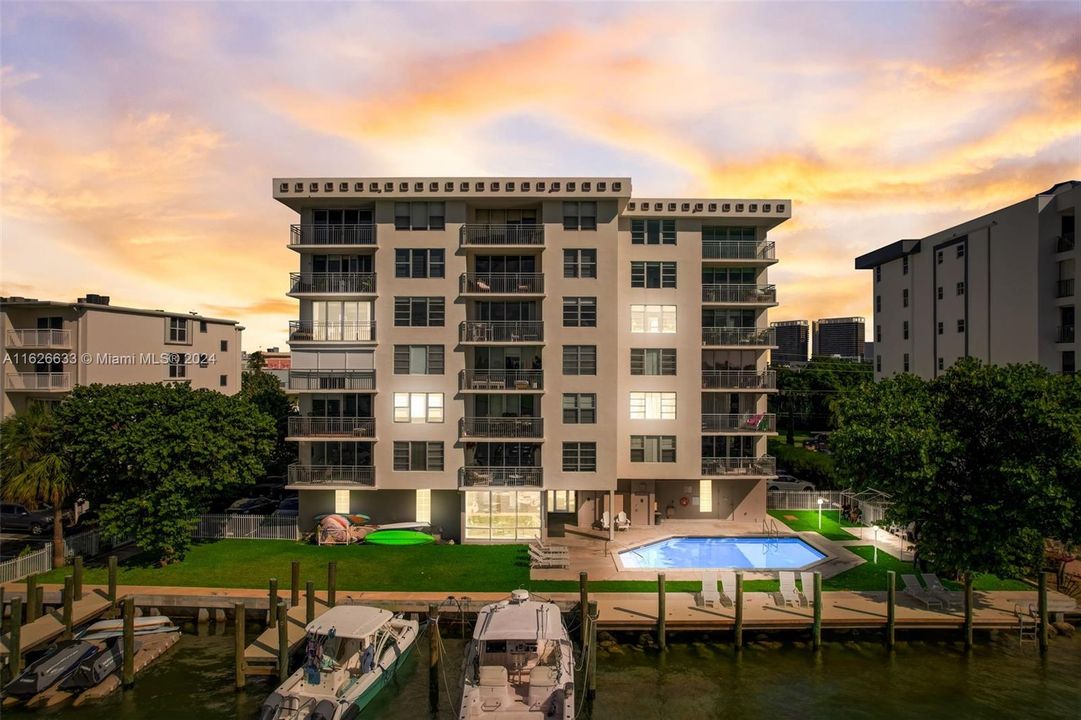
[
  {"left": 459, "top": 417, "right": 544, "bottom": 440},
  {"left": 1057, "top": 232, "right": 1075, "bottom": 253},
  {"left": 459, "top": 321, "right": 544, "bottom": 344},
  {"left": 287, "top": 417, "right": 375, "bottom": 440},
  {"left": 701, "top": 413, "right": 777, "bottom": 434},
  {"left": 289, "top": 224, "right": 376, "bottom": 250},
  {"left": 1057, "top": 279, "right": 1075, "bottom": 298},
  {"left": 287, "top": 370, "right": 376, "bottom": 392},
  {"left": 289, "top": 272, "right": 376, "bottom": 296},
  {"left": 702, "top": 241, "right": 777, "bottom": 263},
  {"left": 460, "top": 273, "right": 544, "bottom": 296},
  {"left": 6, "top": 329, "right": 72, "bottom": 349},
  {"left": 459, "top": 369, "right": 544, "bottom": 392},
  {"left": 701, "top": 370, "right": 777, "bottom": 391},
  {"left": 701, "top": 456, "right": 777, "bottom": 477},
  {"left": 702, "top": 284, "right": 777, "bottom": 305},
  {"left": 288, "top": 321, "right": 376, "bottom": 344},
  {"left": 702, "top": 327, "right": 776, "bottom": 348},
  {"left": 460, "top": 224, "right": 544, "bottom": 248},
  {"left": 1057, "top": 325, "right": 1075, "bottom": 344},
  {"left": 4, "top": 371, "right": 72, "bottom": 391},
  {"left": 287, "top": 464, "right": 375, "bottom": 488},
  {"left": 459, "top": 466, "right": 543, "bottom": 488}
]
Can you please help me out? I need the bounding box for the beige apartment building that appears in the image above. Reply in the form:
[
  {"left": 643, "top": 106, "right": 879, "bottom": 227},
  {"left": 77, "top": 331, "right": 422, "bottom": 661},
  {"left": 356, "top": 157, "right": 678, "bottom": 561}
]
[
  {"left": 1, "top": 294, "right": 244, "bottom": 417},
  {"left": 275, "top": 177, "right": 790, "bottom": 542},
  {"left": 856, "top": 181, "right": 1078, "bottom": 380}
]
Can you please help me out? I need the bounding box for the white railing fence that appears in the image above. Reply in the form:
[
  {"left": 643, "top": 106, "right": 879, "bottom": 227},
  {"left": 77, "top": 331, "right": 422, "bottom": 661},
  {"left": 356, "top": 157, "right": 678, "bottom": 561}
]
[
  {"left": 0, "top": 544, "right": 53, "bottom": 583},
  {"left": 193, "top": 514, "right": 300, "bottom": 540},
  {"left": 768, "top": 490, "right": 891, "bottom": 526},
  {"left": 63, "top": 529, "right": 101, "bottom": 558}
]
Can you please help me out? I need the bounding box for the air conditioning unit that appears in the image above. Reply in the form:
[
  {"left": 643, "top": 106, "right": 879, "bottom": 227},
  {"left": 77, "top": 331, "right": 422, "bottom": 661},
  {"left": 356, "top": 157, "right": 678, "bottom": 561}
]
[
  {"left": 369, "top": 182, "right": 380, "bottom": 192},
  {"left": 749, "top": 204, "right": 758, "bottom": 212},
  {"left": 506, "top": 181, "right": 515, "bottom": 191},
  {"left": 681, "top": 203, "right": 690, "bottom": 211},
  {"left": 294, "top": 182, "right": 303, "bottom": 192},
  {"left": 354, "top": 182, "right": 363, "bottom": 191},
  {"left": 384, "top": 182, "right": 393, "bottom": 192},
  {"left": 667, "top": 202, "right": 676, "bottom": 211},
  {"left": 444, "top": 182, "right": 454, "bottom": 192},
  {"left": 429, "top": 182, "right": 439, "bottom": 192},
  {"left": 722, "top": 203, "right": 731, "bottom": 212},
  {"left": 612, "top": 182, "right": 622, "bottom": 191},
  {"left": 694, "top": 203, "right": 703, "bottom": 212},
  {"left": 566, "top": 182, "right": 576, "bottom": 191},
  {"left": 521, "top": 181, "right": 531, "bottom": 191},
  {"left": 736, "top": 204, "right": 744, "bottom": 212},
  {"left": 763, "top": 203, "right": 771, "bottom": 212}
]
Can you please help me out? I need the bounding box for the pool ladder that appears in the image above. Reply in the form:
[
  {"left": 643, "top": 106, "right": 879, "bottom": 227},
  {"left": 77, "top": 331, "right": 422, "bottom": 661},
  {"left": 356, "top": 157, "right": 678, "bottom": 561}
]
[{"left": 761, "top": 518, "right": 781, "bottom": 553}]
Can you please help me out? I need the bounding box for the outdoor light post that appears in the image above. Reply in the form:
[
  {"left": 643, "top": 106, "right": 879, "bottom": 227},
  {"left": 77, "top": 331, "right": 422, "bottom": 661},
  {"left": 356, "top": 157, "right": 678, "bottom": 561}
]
[
  {"left": 817, "top": 497, "right": 825, "bottom": 530},
  {"left": 874, "top": 526, "right": 879, "bottom": 564}
]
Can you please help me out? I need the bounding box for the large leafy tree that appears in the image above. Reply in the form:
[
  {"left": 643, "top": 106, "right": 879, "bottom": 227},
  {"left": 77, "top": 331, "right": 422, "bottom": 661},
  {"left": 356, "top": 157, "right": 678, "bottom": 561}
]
[
  {"left": 832, "top": 359, "right": 1081, "bottom": 580},
  {"left": 57, "top": 383, "right": 275, "bottom": 563},
  {"left": 773, "top": 357, "right": 873, "bottom": 435},
  {"left": 239, "top": 367, "right": 297, "bottom": 479},
  {"left": 0, "top": 403, "right": 76, "bottom": 567}
]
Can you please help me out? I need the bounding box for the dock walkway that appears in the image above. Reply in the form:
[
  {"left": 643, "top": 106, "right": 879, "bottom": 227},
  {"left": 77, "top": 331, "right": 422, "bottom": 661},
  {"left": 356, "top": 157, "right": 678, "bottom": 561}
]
[{"left": 0, "top": 590, "right": 112, "bottom": 658}]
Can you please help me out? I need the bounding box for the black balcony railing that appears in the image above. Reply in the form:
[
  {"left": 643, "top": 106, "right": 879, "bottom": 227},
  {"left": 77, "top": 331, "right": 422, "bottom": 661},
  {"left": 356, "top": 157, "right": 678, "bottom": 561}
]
[
  {"left": 288, "top": 464, "right": 375, "bottom": 487},
  {"left": 459, "top": 417, "right": 544, "bottom": 438},
  {"left": 459, "top": 466, "right": 543, "bottom": 488},
  {"left": 1057, "top": 232, "right": 1075, "bottom": 254},
  {"left": 459, "top": 369, "right": 544, "bottom": 391},
  {"left": 1058, "top": 325, "right": 1075, "bottom": 343},
  {"left": 459, "top": 321, "right": 544, "bottom": 343},
  {"left": 1056, "top": 279, "right": 1075, "bottom": 298},
  {"left": 460, "top": 224, "right": 544, "bottom": 246},
  {"left": 286, "top": 370, "right": 376, "bottom": 391},
  {"left": 289, "top": 272, "right": 376, "bottom": 295},
  {"left": 290, "top": 224, "right": 376, "bottom": 247},
  {"left": 702, "top": 284, "right": 777, "bottom": 304},
  {"left": 701, "top": 370, "right": 776, "bottom": 390},
  {"left": 702, "top": 241, "right": 776, "bottom": 261},
  {"left": 460, "top": 273, "right": 544, "bottom": 294},
  {"left": 287, "top": 417, "right": 375, "bottom": 438},
  {"left": 289, "top": 321, "right": 375, "bottom": 343},
  {"left": 702, "top": 327, "right": 776, "bottom": 346},
  {"left": 701, "top": 413, "right": 777, "bottom": 433},
  {"left": 700, "top": 456, "right": 777, "bottom": 476}
]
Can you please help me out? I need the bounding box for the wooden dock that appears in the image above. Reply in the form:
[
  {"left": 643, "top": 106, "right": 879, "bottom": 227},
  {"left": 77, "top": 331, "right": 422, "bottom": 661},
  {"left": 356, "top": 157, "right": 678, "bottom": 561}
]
[
  {"left": 0, "top": 590, "right": 113, "bottom": 658},
  {"left": 243, "top": 595, "right": 328, "bottom": 676}
]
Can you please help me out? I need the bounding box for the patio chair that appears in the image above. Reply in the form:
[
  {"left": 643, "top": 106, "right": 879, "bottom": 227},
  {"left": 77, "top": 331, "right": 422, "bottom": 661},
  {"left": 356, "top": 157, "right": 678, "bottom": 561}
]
[
  {"left": 778, "top": 571, "right": 805, "bottom": 607},
  {"left": 696, "top": 572, "right": 722, "bottom": 608},
  {"left": 718, "top": 570, "right": 737, "bottom": 607},
  {"left": 800, "top": 571, "right": 817, "bottom": 606},
  {"left": 600, "top": 512, "right": 611, "bottom": 531},
  {"left": 921, "top": 573, "right": 961, "bottom": 609},
  {"left": 528, "top": 546, "right": 569, "bottom": 569},
  {"left": 615, "top": 511, "right": 631, "bottom": 531},
  {"left": 901, "top": 574, "right": 943, "bottom": 609},
  {"left": 530, "top": 538, "right": 569, "bottom": 556}
]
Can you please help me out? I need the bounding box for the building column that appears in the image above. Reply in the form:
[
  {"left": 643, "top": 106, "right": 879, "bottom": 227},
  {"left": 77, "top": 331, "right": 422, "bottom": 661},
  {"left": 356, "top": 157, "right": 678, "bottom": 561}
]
[{"left": 608, "top": 490, "right": 615, "bottom": 541}]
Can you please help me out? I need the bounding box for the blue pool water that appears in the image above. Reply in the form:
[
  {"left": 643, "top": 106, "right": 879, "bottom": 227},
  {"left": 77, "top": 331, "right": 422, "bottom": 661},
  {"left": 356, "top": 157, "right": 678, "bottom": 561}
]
[{"left": 619, "top": 536, "right": 826, "bottom": 570}]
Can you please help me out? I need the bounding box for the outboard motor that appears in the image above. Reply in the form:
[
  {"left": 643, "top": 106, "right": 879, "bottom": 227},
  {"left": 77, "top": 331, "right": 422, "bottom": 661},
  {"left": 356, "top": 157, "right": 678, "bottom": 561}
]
[
  {"left": 258, "top": 692, "right": 284, "bottom": 720},
  {"left": 311, "top": 698, "right": 338, "bottom": 720}
]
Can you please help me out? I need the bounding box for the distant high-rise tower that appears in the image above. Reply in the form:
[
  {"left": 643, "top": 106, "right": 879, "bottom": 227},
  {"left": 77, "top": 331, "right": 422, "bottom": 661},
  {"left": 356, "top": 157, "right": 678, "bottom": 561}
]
[
  {"left": 812, "top": 317, "right": 866, "bottom": 360},
  {"left": 770, "top": 320, "right": 809, "bottom": 365}
]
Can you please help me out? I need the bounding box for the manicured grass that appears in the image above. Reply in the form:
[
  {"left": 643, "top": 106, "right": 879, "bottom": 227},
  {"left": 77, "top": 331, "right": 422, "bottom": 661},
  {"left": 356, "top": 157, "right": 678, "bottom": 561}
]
[
  {"left": 768, "top": 509, "right": 858, "bottom": 541},
  {"left": 822, "top": 546, "right": 1028, "bottom": 592}
]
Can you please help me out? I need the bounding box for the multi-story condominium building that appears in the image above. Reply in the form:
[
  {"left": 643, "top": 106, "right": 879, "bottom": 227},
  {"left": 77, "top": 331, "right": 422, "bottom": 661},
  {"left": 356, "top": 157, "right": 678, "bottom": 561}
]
[
  {"left": 275, "top": 177, "right": 790, "bottom": 542},
  {"left": 770, "top": 319, "right": 809, "bottom": 365},
  {"left": 812, "top": 317, "right": 866, "bottom": 360},
  {"left": 856, "top": 180, "right": 1078, "bottom": 380},
  {"left": 1, "top": 294, "right": 243, "bottom": 417}
]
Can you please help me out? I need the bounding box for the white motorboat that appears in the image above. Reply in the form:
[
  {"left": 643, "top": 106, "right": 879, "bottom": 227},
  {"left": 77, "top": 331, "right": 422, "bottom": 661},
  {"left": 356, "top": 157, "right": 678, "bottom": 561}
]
[
  {"left": 459, "top": 589, "right": 575, "bottom": 719},
  {"left": 260, "top": 605, "right": 419, "bottom": 720}
]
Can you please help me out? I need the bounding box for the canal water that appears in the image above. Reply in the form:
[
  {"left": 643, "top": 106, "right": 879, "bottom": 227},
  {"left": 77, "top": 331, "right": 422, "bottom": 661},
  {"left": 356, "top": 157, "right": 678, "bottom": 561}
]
[{"left": 6, "top": 625, "right": 1078, "bottom": 719}]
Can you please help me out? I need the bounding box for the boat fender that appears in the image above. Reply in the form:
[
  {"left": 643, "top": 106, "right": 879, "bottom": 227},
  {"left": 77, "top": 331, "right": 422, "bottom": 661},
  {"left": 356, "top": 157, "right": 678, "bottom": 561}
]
[
  {"left": 679, "top": 496, "right": 690, "bottom": 507},
  {"left": 258, "top": 692, "right": 284, "bottom": 720},
  {"left": 311, "top": 699, "right": 338, "bottom": 720}
]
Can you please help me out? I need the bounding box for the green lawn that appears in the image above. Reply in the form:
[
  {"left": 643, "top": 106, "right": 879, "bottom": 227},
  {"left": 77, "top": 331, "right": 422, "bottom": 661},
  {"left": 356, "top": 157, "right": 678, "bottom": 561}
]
[
  {"left": 768, "top": 509, "right": 858, "bottom": 541},
  {"left": 822, "top": 546, "right": 1028, "bottom": 592}
]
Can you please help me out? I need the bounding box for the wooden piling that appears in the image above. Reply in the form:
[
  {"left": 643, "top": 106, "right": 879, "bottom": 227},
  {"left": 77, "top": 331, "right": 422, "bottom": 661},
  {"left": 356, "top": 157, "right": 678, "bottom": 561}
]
[
  {"left": 1038, "top": 571, "right": 1049, "bottom": 655},
  {"left": 963, "top": 574, "right": 973, "bottom": 650},
  {"left": 277, "top": 601, "right": 289, "bottom": 683},
  {"left": 73, "top": 556, "right": 84, "bottom": 601},
  {"left": 268, "top": 578, "right": 279, "bottom": 628},
  {"left": 429, "top": 604, "right": 440, "bottom": 712},
  {"left": 26, "top": 575, "right": 38, "bottom": 622},
  {"left": 657, "top": 573, "right": 667, "bottom": 651},
  {"left": 36, "top": 586, "right": 44, "bottom": 618},
  {"left": 885, "top": 570, "right": 896, "bottom": 650},
  {"left": 327, "top": 562, "right": 337, "bottom": 608},
  {"left": 108, "top": 555, "right": 118, "bottom": 606},
  {"left": 234, "top": 602, "right": 246, "bottom": 690},
  {"left": 10, "top": 597, "right": 23, "bottom": 676},
  {"left": 734, "top": 571, "right": 744, "bottom": 651},
  {"left": 579, "top": 571, "right": 589, "bottom": 648},
  {"left": 812, "top": 571, "right": 822, "bottom": 651},
  {"left": 63, "top": 575, "right": 75, "bottom": 640},
  {"left": 587, "top": 600, "right": 598, "bottom": 701},
  {"left": 122, "top": 597, "right": 135, "bottom": 688},
  {"left": 305, "top": 581, "right": 315, "bottom": 624},
  {"left": 290, "top": 561, "right": 300, "bottom": 606}
]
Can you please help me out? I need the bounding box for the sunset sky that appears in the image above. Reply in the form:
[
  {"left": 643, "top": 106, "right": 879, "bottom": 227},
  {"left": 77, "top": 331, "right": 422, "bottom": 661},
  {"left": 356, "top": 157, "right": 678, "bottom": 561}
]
[{"left": 2, "top": 1, "right": 1079, "bottom": 351}]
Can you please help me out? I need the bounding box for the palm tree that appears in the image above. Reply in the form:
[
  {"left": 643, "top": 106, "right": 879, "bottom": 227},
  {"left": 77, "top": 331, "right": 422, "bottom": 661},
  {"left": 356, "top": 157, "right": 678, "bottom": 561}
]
[{"left": 1, "top": 403, "right": 74, "bottom": 568}]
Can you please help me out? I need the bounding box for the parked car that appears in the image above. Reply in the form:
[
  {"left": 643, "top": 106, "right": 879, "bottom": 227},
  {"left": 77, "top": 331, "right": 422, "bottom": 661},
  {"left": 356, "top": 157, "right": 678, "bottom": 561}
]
[
  {"left": 224, "top": 497, "right": 279, "bottom": 515},
  {"left": 766, "top": 475, "right": 816, "bottom": 492},
  {"left": 0, "top": 503, "right": 55, "bottom": 535},
  {"left": 272, "top": 496, "right": 299, "bottom": 518},
  {"left": 803, "top": 432, "right": 832, "bottom": 453}
]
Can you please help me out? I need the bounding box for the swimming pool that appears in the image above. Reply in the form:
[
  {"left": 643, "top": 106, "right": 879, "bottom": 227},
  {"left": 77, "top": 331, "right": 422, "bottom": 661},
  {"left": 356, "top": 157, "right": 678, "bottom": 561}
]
[{"left": 618, "top": 536, "right": 825, "bottom": 570}]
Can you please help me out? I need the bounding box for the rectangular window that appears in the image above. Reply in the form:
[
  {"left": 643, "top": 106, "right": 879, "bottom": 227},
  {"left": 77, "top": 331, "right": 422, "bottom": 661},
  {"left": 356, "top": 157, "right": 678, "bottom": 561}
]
[
  {"left": 903, "top": 353, "right": 910, "bottom": 372},
  {"left": 395, "top": 249, "right": 445, "bottom": 278},
  {"left": 902, "top": 289, "right": 909, "bottom": 308},
  {"left": 699, "top": 479, "right": 713, "bottom": 513},
  {"left": 1063, "top": 351, "right": 1075, "bottom": 374},
  {"left": 876, "top": 355, "right": 881, "bottom": 372},
  {"left": 562, "top": 345, "right": 597, "bottom": 375},
  {"left": 629, "top": 392, "right": 676, "bottom": 420},
  {"left": 937, "top": 250, "right": 943, "bottom": 264},
  {"left": 562, "top": 442, "right": 597, "bottom": 472},
  {"left": 546, "top": 490, "right": 577, "bottom": 513},
  {"left": 630, "top": 304, "right": 677, "bottom": 333},
  {"left": 393, "top": 393, "right": 444, "bottom": 423},
  {"left": 220, "top": 340, "right": 228, "bottom": 352},
  {"left": 875, "top": 325, "right": 882, "bottom": 343},
  {"left": 562, "top": 297, "right": 597, "bottom": 327},
  {"left": 902, "top": 256, "right": 909, "bottom": 275},
  {"left": 957, "top": 281, "right": 965, "bottom": 296},
  {"left": 168, "top": 353, "right": 186, "bottom": 378},
  {"left": 630, "top": 348, "right": 676, "bottom": 375},
  {"left": 937, "top": 286, "right": 943, "bottom": 300},
  {"left": 631, "top": 219, "right": 676, "bottom": 245},
  {"left": 563, "top": 249, "right": 597, "bottom": 278},
  {"left": 938, "top": 358, "right": 944, "bottom": 371},
  {"left": 957, "top": 319, "right": 965, "bottom": 332},
  {"left": 394, "top": 297, "right": 445, "bottom": 327},
  {"left": 199, "top": 321, "right": 208, "bottom": 333},
  {"left": 393, "top": 441, "right": 444, "bottom": 471},
  {"left": 937, "top": 322, "right": 943, "bottom": 335},
  {"left": 875, "top": 295, "right": 882, "bottom": 312},
  {"left": 875, "top": 266, "right": 881, "bottom": 282},
  {"left": 219, "top": 374, "right": 227, "bottom": 387},
  {"left": 563, "top": 201, "right": 597, "bottom": 231},
  {"left": 393, "top": 345, "right": 444, "bottom": 374},
  {"left": 416, "top": 488, "right": 431, "bottom": 524},
  {"left": 631, "top": 261, "right": 677, "bottom": 288},
  {"left": 394, "top": 201, "right": 445, "bottom": 231},
  {"left": 562, "top": 393, "right": 597, "bottom": 424},
  {"left": 168, "top": 317, "right": 189, "bottom": 344},
  {"left": 334, "top": 489, "right": 350, "bottom": 515},
  {"left": 903, "top": 321, "right": 909, "bottom": 340},
  {"left": 957, "top": 244, "right": 965, "bottom": 258},
  {"left": 630, "top": 435, "right": 676, "bottom": 463}
]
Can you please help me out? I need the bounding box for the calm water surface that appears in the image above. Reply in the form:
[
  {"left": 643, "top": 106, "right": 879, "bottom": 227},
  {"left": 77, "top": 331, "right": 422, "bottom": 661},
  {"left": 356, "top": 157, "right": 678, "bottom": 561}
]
[{"left": 7, "top": 624, "right": 1078, "bottom": 720}]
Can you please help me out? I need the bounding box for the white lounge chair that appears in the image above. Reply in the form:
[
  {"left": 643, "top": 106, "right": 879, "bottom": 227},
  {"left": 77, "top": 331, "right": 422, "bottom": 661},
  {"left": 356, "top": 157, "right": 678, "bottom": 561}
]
[
  {"left": 921, "top": 573, "right": 961, "bottom": 609},
  {"left": 696, "top": 572, "right": 721, "bottom": 607},
  {"left": 528, "top": 547, "right": 569, "bottom": 569},
  {"left": 718, "top": 570, "right": 737, "bottom": 607},
  {"left": 901, "top": 574, "right": 943, "bottom": 609},
  {"left": 529, "top": 538, "right": 569, "bottom": 556},
  {"left": 615, "top": 511, "right": 631, "bottom": 531},
  {"left": 778, "top": 571, "right": 805, "bottom": 607},
  {"left": 800, "top": 571, "right": 817, "bottom": 606},
  {"left": 600, "top": 511, "right": 611, "bottom": 531}
]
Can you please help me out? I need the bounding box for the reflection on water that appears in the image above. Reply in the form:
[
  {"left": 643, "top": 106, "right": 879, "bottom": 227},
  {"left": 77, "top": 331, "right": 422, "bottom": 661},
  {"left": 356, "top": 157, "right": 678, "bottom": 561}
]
[{"left": 4, "top": 623, "right": 1078, "bottom": 720}]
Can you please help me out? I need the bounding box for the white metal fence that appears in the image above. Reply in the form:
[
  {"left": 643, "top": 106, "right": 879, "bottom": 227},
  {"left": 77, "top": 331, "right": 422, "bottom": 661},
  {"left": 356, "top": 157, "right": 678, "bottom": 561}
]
[
  {"left": 63, "top": 529, "right": 100, "bottom": 558},
  {"left": 768, "top": 490, "right": 891, "bottom": 526},
  {"left": 0, "top": 544, "right": 53, "bottom": 583},
  {"left": 193, "top": 514, "right": 300, "bottom": 540}
]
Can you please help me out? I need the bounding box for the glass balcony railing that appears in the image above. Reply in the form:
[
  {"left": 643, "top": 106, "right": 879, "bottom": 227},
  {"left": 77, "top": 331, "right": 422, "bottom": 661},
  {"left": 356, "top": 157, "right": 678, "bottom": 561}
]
[
  {"left": 701, "top": 370, "right": 776, "bottom": 390},
  {"left": 287, "top": 464, "right": 375, "bottom": 487},
  {"left": 702, "top": 327, "right": 776, "bottom": 347},
  {"left": 459, "top": 466, "right": 543, "bottom": 488}
]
